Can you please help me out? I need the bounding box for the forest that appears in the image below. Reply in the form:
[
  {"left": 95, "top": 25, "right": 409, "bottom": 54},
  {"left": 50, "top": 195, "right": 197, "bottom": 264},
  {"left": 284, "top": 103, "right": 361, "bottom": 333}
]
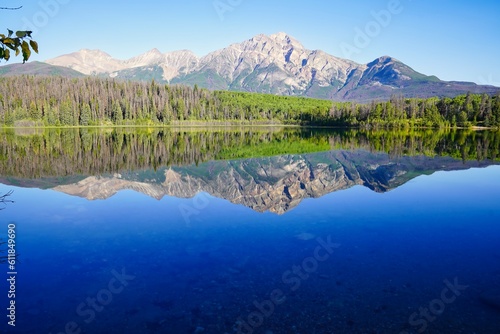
[
  {"left": 0, "top": 76, "right": 500, "bottom": 128},
  {"left": 1, "top": 128, "right": 498, "bottom": 179}
]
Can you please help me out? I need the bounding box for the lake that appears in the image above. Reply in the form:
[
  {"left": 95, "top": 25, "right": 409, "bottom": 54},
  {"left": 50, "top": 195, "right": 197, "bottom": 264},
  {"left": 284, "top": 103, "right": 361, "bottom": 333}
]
[{"left": 0, "top": 127, "right": 499, "bottom": 334}]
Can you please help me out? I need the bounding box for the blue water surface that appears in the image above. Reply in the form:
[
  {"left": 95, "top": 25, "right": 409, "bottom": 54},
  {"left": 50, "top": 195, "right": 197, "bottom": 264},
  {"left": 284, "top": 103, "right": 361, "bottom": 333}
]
[{"left": 1, "top": 166, "right": 500, "bottom": 334}]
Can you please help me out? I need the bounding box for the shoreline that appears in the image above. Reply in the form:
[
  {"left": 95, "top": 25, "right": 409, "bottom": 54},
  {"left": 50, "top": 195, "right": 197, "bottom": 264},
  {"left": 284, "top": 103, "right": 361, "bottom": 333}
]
[{"left": 1, "top": 124, "right": 498, "bottom": 131}]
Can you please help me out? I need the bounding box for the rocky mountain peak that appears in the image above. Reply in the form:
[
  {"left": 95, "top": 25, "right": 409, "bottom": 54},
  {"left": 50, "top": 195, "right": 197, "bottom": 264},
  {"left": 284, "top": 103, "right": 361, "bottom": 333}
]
[
  {"left": 148, "top": 48, "right": 162, "bottom": 55},
  {"left": 125, "top": 48, "right": 165, "bottom": 67},
  {"left": 141, "top": 48, "right": 163, "bottom": 60},
  {"left": 240, "top": 32, "right": 305, "bottom": 55},
  {"left": 269, "top": 32, "right": 305, "bottom": 50},
  {"left": 77, "top": 49, "right": 114, "bottom": 59},
  {"left": 49, "top": 151, "right": 499, "bottom": 214},
  {"left": 367, "top": 56, "right": 397, "bottom": 67},
  {"left": 43, "top": 33, "right": 499, "bottom": 101},
  {"left": 46, "top": 49, "right": 122, "bottom": 74}
]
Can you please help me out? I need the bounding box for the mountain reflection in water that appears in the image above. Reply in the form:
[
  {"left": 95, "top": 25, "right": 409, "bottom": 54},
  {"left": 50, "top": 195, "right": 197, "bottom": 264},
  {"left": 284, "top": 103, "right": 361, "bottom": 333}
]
[
  {"left": 1, "top": 127, "right": 498, "bottom": 214},
  {"left": 52, "top": 150, "right": 496, "bottom": 214},
  {"left": 1, "top": 128, "right": 500, "bottom": 334}
]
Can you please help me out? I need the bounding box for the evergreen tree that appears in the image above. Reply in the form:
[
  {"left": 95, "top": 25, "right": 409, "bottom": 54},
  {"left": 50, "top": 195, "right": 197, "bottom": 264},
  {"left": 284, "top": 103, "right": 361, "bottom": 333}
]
[{"left": 79, "top": 103, "right": 92, "bottom": 126}]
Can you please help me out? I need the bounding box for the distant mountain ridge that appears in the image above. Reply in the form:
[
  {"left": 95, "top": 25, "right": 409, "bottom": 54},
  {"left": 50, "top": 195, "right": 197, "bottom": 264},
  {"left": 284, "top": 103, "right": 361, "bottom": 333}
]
[
  {"left": 2, "top": 32, "right": 499, "bottom": 101},
  {"left": 51, "top": 151, "right": 499, "bottom": 214},
  {"left": 0, "top": 61, "right": 84, "bottom": 78}
]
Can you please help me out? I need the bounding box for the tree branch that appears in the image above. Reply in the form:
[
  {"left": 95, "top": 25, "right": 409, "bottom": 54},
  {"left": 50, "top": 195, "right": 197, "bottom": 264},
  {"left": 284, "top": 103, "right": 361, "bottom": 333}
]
[
  {"left": 0, "top": 190, "right": 14, "bottom": 210},
  {"left": 0, "top": 6, "right": 23, "bottom": 10}
]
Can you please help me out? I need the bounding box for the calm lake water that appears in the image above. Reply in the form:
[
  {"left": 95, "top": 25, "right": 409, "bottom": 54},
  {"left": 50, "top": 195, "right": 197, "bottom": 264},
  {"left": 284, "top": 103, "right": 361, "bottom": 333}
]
[{"left": 0, "top": 128, "right": 500, "bottom": 334}]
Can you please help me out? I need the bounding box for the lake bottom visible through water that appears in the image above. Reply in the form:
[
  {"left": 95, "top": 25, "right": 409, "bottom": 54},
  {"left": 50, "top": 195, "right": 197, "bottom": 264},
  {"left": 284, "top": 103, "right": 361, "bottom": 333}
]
[{"left": 1, "top": 165, "right": 500, "bottom": 333}]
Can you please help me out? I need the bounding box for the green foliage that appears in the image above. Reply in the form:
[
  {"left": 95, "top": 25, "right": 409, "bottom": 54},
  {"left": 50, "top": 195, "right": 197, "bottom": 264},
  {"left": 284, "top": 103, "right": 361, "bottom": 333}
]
[
  {"left": 329, "top": 94, "right": 500, "bottom": 129},
  {"left": 0, "top": 29, "right": 38, "bottom": 63},
  {"left": 79, "top": 103, "right": 92, "bottom": 126},
  {"left": 1, "top": 128, "right": 498, "bottom": 179},
  {"left": 0, "top": 76, "right": 499, "bottom": 129}
]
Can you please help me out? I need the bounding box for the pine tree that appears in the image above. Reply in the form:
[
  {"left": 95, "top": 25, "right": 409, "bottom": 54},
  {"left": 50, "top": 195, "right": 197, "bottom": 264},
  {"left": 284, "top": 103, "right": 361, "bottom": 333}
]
[
  {"left": 79, "top": 103, "right": 92, "bottom": 126},
  {"left": 112, "top": 102, "right": 123, "bottom": 124}
]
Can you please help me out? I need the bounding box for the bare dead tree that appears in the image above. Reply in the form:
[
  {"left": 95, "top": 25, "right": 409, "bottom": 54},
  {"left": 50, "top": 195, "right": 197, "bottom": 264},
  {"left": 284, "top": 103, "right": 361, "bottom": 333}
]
[
  {"left": 0, "top": 240, "right": 10, "bottom": 264},
  {"left": 0, "top": 190, "right": 15, "bottom": 264},
  {"left": 0, "top": 6, "right": 22, "bottom": 10},
  {"left": 0, "top": 190, "right": 14, "bottom": 210}
]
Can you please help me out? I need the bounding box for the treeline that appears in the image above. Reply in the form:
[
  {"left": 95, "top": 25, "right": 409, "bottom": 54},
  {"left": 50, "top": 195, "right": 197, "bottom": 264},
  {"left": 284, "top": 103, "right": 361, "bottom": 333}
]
[
  {"left": 0, "top": 128, "right": 317, "bottom": 178},
  {"left": 329, "top": 94, "right": 500, "bottom": 128},
  {"left": 1, "top": 128, "right": 499, "bottom": 179},
  {"left": 0, "top": 76, "right": 332, "bottom": 126},
  {"left": 0, "top": 76, "right": 500, "bottom": 128}
]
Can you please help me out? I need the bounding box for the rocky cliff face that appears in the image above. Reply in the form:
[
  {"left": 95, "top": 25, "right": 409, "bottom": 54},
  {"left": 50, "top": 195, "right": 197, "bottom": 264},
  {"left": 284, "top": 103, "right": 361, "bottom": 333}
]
[
  {"left": 158, "top": 155, "right": 357, "bottom": 214},
  {"left": 48, "top": 48, "right": 200, "bottom": 79},
  {"left": 47, "top": 49, "right": 123, "bottom": 75},
  {"left": 47, "top": 32, "right": 362, "bottom": 94},
  {"left": 191, "top": 32, "right": 364, "bottom": 96},
  {"left": 45, "top": 33, "right": 499, "bottom": 101},
  {"left": 53, "top": 151, "right": 496, "bottom": 214}
]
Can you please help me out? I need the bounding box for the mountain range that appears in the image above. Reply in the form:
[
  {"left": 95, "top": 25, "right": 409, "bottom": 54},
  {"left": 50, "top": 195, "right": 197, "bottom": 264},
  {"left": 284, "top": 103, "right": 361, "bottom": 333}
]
[
  {"left": 2, "top": 32, "right": 499, "bottom": 101},
  {"left": 15, "top": 150, "right": 498, "bottom": 214}
]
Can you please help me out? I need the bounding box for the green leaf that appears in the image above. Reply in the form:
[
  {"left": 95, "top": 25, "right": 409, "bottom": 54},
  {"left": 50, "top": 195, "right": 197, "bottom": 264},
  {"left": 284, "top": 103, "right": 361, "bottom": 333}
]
[
  {"left": 15, "top": 31, "right": 27, "bottom": 38},
  {"left": 0, "top": 49, "right": 4, "bottom": 59},
  {"left": 4, "top": 49, "right": 10, "bottom": 61},
  {"left": 30, "top": 40, "right": 39, "bottom": 54},
  {"left": 21, "top": 41, "right": 31, "bottom": 62},
  {"left": 15, "top": 48, "right": 20, "bottom": 57},
  {"left": 5, "top": 43, "right": 16, "bottom": 51},
  {"left": 7, "top": 29, "right": 13, "bottom": 38},
  {"left": 3, "top": 38, "right": 15, "bottom": 45}
]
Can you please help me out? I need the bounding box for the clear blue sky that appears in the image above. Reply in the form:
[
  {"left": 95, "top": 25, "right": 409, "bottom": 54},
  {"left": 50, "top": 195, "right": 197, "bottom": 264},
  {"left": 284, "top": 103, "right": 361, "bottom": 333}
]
[{"left": 2, "top": 0, "right": 499, "bottom": 85}]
